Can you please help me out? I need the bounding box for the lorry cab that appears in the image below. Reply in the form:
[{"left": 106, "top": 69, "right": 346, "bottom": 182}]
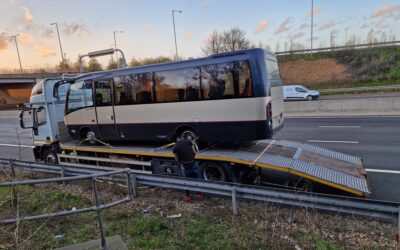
[{"left": 19, "top": 78, "right": 71, "bottom": 163}]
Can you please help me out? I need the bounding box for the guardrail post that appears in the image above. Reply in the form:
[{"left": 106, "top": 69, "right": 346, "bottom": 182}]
[
  {"left": 9, "top": 159, "right": 17, "bottom": 207},
  {"left": 131, "top": 174, "right": 137, "bottom": 198},
  {"left": 398, "top": 206, "right": 400, "bottom": 242},
  {"left": 231, "top": 187, "right": 238, "bottom": 216},
  {"left": 92, "top": 177, "right": 108, "bottom": 250},
  {"left": 60, "top": 166, "right": 66, "bottom": 187}
]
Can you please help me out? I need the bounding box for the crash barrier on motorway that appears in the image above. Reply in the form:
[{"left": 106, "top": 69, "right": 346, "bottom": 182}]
[
  {"left": 285, "top": 97, "right": 400, "bottom": 116},
  {"left": 0, "top": 164, "right": 135, "bottom": 250},
  {"left": 317, "top": 85, "right": 400, "bottom": 93},
  {"left": 1, "top": 158, "right": 400, "bottom": 229}
]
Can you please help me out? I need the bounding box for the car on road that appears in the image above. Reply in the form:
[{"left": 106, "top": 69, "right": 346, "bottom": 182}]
[{"left": 283, "top": 85, "right": 320, "bottom": 101}]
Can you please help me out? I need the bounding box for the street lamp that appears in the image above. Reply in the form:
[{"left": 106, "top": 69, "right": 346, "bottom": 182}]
[
  {"left": 113, "top": 30, "right": 123, "bottom": 67},
  {"left": 172, "top": 9, "right": 182, "bottom": 61},
  {"left": 51, "top": 22, "right": 65, "bottom": 70},
  {"left": 310, "top": 0, "right": 314, "bottom": 55},
  {"left": 345, "top": 27, "right": 349, "bottom": 45},
  {"left": 10, "top": 34, "right": 23, "bottom": 74}
]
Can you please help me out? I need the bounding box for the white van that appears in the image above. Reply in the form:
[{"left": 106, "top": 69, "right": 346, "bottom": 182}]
[{"left": 283, "top": 85, "right": 320, "bottom": 101}]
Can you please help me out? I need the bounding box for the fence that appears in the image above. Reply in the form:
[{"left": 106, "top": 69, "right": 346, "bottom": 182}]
[
  {"left": 0, "top": 163, "right": 135, "bottom": 250},
  {"left": 275, "top": 40, "right": 400, "bottom": 55},
  {"left": 1, "top": 158, "right": 400, "bottom": 244}
]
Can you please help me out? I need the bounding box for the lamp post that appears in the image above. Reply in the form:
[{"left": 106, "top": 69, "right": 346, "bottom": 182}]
[
  {"left": 11, "top": 34, "right": 23, "bottom": 74},
  {"left": 172, "top": 9, "right": 182, "bottom": 61},
  {"left": 310, "top": 0, "right": 314, "bottom": 55},
  {"left": 51, "top": 22, "right": 65, "bottom": 70},
  {"left": 113, "top": 30, "right": 123, "bottom": 67}
]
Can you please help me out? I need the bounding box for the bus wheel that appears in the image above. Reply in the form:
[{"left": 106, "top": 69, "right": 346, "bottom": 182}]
[
  {"left": 201, "top": 161, "right": 226, "bottom": 182},
  {"left": 43, "top": 147, "right": 57, "bottom": 164},
  {"left": 178, "top": 128, "right": 198, "bottom": 141},
  {"left": 81, "top": 128, "right": 97, "bottom": 145}
]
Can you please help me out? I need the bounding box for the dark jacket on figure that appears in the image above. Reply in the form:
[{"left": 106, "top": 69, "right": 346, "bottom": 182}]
[{"left": 173, "top": 139, "right": 196, "bottom": 167}]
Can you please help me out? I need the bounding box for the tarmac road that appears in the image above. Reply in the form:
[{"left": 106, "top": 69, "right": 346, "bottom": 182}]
[
  {"left": 275, "top": 116, "right": 400, "bottom": 202},
  {"left": 0, "top": 110, "right": 399, "bottom": 202}
]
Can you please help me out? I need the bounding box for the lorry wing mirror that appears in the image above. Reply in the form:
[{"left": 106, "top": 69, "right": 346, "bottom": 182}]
[{"left": 19, "top": 110, "right": 34, "bottom": 129}]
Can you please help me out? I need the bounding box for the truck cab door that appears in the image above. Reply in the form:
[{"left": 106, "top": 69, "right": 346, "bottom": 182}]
[{"left": 94, "top": 79, "right": 119, "bottom": 140}]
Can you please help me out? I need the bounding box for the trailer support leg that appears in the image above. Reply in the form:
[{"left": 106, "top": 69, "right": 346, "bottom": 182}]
[{"left": 231, "top": 187, "right": 238, "bottom": 216}]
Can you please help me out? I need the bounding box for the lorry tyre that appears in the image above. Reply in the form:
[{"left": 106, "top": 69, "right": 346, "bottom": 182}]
[{"left": 200, "top": 161, "right": 226, "bottom": 182}]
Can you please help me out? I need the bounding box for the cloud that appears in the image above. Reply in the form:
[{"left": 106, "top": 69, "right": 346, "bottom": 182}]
[
  {"left": 292, "top": 32, "right": 305, "bottom": 39},
  {"left": 255, "top": 20, "right": 269, "bottom": 34},
  {"left": 43, "top": 28, "right": 54, "bottom": 38},
  {"left": 203, "top": 0, "right": 208, "bottom": 9},
  {"left": 21, "top": 6, "right": 33, "bottom": 22},
  {"left": 62, "top": 22, "right": 89, "bottom": 37},
  {"left": 9, "top": 0, "right": 17, "bottom": 4},
  {"left": 185, "top": 32, "right": 195, "bottom": 41},
  {"left": 371, "top": 5, "right": 400, "bottom": 18},
  {"left": 144, "top": 24, "right": 153, "bottom": 33},
  {"left": 318, "top": 20, "right": 335, "bottom": 31},
  {"left": 274, "top": 17, "right": 291, "bottom": 35},
  {"left": 0, "top": 33, "right": 9, "bottom": 52},
  {"left": 19, "top": 32, "right": 35, "bottom": 44},
  {"left": 307, "top": 7, "right": 322, "bottom": 17},
  {"left": 34, "top": 39, "right": 56, "bottom": 57}
]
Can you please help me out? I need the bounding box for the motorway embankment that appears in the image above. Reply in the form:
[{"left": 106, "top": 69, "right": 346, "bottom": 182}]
[{"left": 285, "top": 97, "right": 400, "bottom": 117}]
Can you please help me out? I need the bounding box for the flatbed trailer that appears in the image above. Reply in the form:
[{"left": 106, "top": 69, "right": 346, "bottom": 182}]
[{"left": 57, "top": 139, "right": 370, "bottom": 197}]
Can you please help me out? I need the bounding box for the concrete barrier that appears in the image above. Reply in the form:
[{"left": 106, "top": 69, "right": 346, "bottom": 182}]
[{"left": 285, "top": 97, "right": 400, "bottom": 117}]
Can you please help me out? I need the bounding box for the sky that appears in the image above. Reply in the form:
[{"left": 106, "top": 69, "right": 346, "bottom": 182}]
[{"left": 0, "top": 0, "right": 399, "bottom": 69}]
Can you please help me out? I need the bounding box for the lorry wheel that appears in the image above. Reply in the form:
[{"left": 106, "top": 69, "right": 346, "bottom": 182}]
[
  {"left": 43, "top": 147, "right": 57, "bottom": 164},
  {"left": 306, "top": 95, "right": 313, "bottom": 101},
  {"left": 201, "top": 161, "right": 226, "bottom": 182}
]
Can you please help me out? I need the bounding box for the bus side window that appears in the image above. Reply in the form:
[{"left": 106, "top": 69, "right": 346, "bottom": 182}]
[
  {"left": 114, "top": 76, "right": 135, "bottom": 105},
  {"left": 239, "top": 61, "right": 253, "bottom": 97},
  {"left": 155, "top": 67, "right": 200, "bottom": 103},
  {"left": 135, "top": 73, "right": 153, "bottom": 104},
  {"left": 94, "top": 80, "right": 112, "bottom": 106}
]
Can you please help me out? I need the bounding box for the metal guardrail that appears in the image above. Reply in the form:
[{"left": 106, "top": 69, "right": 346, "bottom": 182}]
[
  {"left": 0, "top": 158, "right": 399, "bottom": 237},
  {"left": 317, "top": 85, "right": 400, "bottom": 93},
  {"left": 276, "top": 41, "right": 400, "bottom": 55},
  {"left": 0, "top": 162, "right": 134, "bottom": 250}
]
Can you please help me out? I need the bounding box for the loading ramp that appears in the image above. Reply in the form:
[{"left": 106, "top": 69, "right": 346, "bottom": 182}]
[{"left": 59, "top": 139, "right": 370, "bottom": 197}]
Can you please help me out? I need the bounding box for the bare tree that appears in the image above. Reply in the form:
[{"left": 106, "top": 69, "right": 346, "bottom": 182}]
[
  {"left": 87, "top": 58, "right": 102, "bottom": 72},
  {"left": 221, "top": 27, "right": 250, "bottom": 51},
  {"left": 201, "top": 30, "right": 223, "bottom": 55},
  {"left": 107, "top": 59, "right": 118, "bottom": 70},
  {"left": 201, "top": 27, "right": 250, "bottom": 55}
]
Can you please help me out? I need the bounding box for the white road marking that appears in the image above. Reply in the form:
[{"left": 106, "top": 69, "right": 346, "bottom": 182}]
[
  {"left": 307, "top": 140, "right": 359, "bottom": 144},
  {"left": 366, "top": 169, "right": 400, "bottom": 174},
  {"left": 318, "top": 126, "right": 361, "bottom": 128},
  {"left": 0, "top": 143, "right": 34, "bottom": 148}
]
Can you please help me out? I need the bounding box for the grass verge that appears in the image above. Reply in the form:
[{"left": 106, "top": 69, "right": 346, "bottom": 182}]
[{"left": 0, "top": 172, "right": 399, "bottom": 249}]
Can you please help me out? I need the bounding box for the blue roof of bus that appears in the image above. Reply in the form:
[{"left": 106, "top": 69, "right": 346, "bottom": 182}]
[{"left": 72, "top": 48, "right": 273, "bottom": 82}]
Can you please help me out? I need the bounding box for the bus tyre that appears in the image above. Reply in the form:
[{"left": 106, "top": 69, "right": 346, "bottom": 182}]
[
  {"left": 306, "top": 95, "right": 313, "bottom": 101},
  {"left": 178, "top": 129, "right": 197, "bottom": 141},
  {"left": 43, "top": 147, "right": 57, "bottom": 164},
  {"left": 201, "top": 161, "right": 226, "bottom": 182},
  {"left": 84, "top": 130, "right": 97, "bottom": 145}
]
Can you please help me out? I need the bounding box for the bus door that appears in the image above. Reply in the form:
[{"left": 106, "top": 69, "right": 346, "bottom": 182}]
[{"left": 94, "top": 79, "right": 119, "bottom": 140}]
